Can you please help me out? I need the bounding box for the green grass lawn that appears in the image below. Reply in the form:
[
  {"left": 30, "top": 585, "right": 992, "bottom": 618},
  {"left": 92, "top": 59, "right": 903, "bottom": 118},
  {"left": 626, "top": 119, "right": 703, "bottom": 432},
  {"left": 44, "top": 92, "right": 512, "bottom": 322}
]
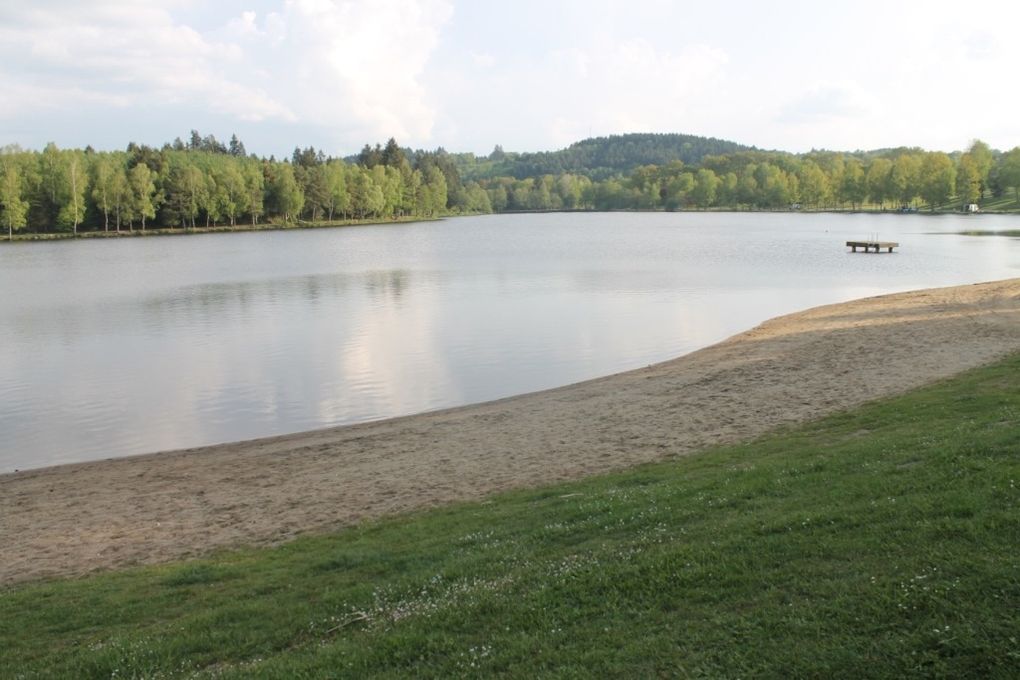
[
  {"left": 3, "top": 356, "right": 1020, "bottom": 678},
  {"left": 978, "top": 195, "right": 1020, "bottom": 212}
]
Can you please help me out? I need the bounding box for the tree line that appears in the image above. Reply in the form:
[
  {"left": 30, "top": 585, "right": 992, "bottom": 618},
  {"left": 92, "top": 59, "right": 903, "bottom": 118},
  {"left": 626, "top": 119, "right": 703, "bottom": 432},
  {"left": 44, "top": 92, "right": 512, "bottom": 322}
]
[
  {"left": 4, "top": 134, "right": 1020, "bottom": 240},
  {"left": 476, "top": 141, "right": 1020, "bottom": 213},
  {"left": 0, "top": 135, "right": 483, "bottom": 240}
]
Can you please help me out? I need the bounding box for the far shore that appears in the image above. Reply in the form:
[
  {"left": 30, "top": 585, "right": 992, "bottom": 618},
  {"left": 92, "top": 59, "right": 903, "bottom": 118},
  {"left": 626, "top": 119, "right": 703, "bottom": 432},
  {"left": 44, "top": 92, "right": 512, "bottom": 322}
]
[
  {"left": 2, "top": 278, "right": 1019, "bottom": 585},
  {"left": 5, "top": 207, "right": 1019, "bottom": 243},
  {"left": 1, "top": 214, "right": 441, "bottom": 242}
]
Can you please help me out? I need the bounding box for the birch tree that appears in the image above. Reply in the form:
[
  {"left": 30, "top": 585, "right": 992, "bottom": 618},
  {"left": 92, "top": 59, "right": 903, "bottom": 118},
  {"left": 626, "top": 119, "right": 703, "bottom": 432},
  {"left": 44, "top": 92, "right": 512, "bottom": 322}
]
[
  {"left": 0, "top": 157, "right": 28, "bottom": 240},
  {"left": 91, "top": 154, "right": 115, "bottom": 231},
  {"left": 128, "top": 163, "right": 156, "bottom": 230},
  {"left": 58, "top": 151, "right": 88, "bottom": 233}
]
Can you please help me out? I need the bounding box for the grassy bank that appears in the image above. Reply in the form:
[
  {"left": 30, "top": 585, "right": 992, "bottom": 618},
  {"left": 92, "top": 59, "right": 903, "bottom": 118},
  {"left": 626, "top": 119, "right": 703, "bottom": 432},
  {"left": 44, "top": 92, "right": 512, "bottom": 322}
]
[
  {"left": 2, "top": 355, "right": 1019, "bottom": 678},
  {"left": 974, "top": 195, "right": 1020, "bottom": 212}
]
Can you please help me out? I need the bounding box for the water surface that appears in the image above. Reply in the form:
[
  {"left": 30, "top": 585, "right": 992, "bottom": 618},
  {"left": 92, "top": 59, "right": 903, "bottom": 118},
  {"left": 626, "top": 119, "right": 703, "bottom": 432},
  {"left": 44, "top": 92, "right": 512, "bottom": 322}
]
[{"left": 2, "top": 211, "right": 1019, "bottom": 471}]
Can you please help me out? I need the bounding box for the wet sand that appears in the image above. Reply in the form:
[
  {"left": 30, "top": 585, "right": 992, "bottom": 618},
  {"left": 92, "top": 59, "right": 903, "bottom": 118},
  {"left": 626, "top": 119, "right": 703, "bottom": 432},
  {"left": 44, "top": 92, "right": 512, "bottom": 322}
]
[{"left": 3, "top": 279, "right": 1020, "bottom": 585}]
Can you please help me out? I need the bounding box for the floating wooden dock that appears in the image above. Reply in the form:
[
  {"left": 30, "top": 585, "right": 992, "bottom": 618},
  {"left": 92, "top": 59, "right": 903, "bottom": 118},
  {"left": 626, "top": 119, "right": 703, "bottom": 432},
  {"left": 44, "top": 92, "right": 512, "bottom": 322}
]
[{"left": 846, "top": 240, "right": 898, "bottom": 253}]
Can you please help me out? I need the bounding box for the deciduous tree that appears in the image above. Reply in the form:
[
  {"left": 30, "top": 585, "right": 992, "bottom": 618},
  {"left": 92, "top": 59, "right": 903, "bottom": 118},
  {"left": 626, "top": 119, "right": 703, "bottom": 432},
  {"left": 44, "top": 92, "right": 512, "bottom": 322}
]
[
  {"left": 268, "top": 163, "right": 304, "bottom": 221},
  {"left": 997, "top": 147, "right": 1020, "bottom": 204},
  {"left": 918, "top": 152, "right": 956, "bottom": 210},
  {"left": 0, "top": 156, "right": 29, "bottom": 240},
  {"left": 890, "top": 154, "right": 921, "bottom": 207},
  {"left": 59, "top": 151, "right": 89, "bottom": 233},
  {"left": 91, "top": 154, "right": 116, "bottom": 231},
  {"left": 956, "top": 154, "right": 981, "bottom": 207},
  {"left": 865, "top": 158, "right": 892, "bottom": 209},
  {"left": 128, "top": 163, "right": 156, "bottom": 230}
]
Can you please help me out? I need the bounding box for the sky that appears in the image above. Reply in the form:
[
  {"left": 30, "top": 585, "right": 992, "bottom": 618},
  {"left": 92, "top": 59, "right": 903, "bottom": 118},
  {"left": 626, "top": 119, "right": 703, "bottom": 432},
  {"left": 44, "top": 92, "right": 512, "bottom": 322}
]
[{"left": 2, "top": 0, "right": 1018, "bottom": 158}]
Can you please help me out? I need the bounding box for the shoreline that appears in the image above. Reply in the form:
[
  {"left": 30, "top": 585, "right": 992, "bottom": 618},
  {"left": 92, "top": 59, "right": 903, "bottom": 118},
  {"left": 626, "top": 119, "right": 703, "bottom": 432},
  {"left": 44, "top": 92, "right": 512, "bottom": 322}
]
[
  {"left": 0, "top": 214, "right": 442, "bottom": 243},
  {"left": 4, "top": 208, "right": 1018, "bottom": 243},
  {"left": 3, "top": 279, "right": 1020, "bottom": 585}
]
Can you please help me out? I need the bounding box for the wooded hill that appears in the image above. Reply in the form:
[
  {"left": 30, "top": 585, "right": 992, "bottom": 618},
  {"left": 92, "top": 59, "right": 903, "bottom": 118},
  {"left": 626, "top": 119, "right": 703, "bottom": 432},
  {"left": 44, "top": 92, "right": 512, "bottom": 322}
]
[{"left": 452, "top": 133, "right": 754, "bottom": 181}]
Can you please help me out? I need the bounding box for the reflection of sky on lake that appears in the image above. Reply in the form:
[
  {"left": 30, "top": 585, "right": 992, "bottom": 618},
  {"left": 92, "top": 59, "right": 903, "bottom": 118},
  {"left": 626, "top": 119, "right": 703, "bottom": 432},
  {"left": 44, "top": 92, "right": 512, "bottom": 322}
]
[{"left": 2, "top": 212, "right": 1020, "bottom": 471}]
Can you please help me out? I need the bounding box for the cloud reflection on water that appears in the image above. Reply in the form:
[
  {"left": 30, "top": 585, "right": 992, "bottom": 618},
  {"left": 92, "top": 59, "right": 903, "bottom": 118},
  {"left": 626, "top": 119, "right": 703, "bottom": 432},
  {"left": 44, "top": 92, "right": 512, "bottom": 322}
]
[{"left": 1, "top": 212, "right": 1019, "bottom": 471}]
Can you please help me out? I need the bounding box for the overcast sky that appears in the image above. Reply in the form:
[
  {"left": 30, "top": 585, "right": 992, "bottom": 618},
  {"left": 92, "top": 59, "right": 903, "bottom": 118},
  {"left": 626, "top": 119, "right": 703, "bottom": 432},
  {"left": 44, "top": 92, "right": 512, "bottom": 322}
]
[{"left": 2, "top": 0, "right": 1018, "bottom": 157}]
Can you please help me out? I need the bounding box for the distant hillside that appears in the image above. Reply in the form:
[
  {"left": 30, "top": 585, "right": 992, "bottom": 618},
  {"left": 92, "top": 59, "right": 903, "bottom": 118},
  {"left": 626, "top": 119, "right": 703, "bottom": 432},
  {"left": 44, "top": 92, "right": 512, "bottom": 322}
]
[{"left": 454, "top": 132, "right": 755, "bottom": 181}]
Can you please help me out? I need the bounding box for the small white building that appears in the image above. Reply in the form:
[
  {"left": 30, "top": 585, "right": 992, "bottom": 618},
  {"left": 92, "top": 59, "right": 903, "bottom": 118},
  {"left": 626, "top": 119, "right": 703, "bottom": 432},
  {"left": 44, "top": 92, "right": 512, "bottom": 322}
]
[{"left": 966, "top": 203, "right": 980, "bottom": 213}]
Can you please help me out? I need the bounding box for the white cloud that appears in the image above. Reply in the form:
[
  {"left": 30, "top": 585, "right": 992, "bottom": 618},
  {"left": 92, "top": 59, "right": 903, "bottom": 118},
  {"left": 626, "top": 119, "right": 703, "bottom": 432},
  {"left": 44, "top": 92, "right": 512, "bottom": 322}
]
[
  {"left": 3, "top": 1, "right": 1020, "bottom": 155},
  {"left": 225, "top": 10, "right": 261, "bottom": 37},
  {"left": 961, "top": 30, "right": 999, "bottom": 60},
  {"left": 471, "top": 52, "right": 495, "bottom": 69},
  {"left": 252, "top": 0, "right": 455, "bottom": 143},
  {"left": 0, "top": 0, "right": 453, "bottom": 149},
  {"left": 0, "top": 2, "right": 295, "bottom": 124}
]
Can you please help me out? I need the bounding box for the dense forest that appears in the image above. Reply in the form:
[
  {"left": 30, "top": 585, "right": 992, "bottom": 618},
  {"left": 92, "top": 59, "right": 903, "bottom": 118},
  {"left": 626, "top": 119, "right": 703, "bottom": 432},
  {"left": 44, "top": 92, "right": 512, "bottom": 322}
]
[
  {"left": 450, "top": 133, "right": 753, "bottom": 181},
  {"left": 479, "top": 140, "right": 1020, "bottom": 213},
  {"left": 0, "top": 134, "right": 475, "bottom": 239},
  {"left": 3, "top": 131, "right": 1020, "bottom": 240}
]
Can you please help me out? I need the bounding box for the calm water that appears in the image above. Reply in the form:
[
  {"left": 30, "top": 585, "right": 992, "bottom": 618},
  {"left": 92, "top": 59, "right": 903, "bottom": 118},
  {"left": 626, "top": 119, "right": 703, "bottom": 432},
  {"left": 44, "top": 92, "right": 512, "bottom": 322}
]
[{"left": 2, "top": 212, "right": 1020, "bottom": 472}]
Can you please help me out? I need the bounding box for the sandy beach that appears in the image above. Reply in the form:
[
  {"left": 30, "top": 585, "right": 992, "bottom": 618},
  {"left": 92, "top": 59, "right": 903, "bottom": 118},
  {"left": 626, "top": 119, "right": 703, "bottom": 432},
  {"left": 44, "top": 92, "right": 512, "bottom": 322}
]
[{"left": 3, "top": 278, "right": 1020, "bottom": 585}]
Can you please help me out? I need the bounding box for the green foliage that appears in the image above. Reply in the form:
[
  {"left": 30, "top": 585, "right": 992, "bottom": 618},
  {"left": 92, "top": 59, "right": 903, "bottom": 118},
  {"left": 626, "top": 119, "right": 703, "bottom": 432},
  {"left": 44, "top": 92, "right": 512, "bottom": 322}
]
[
  {"left": 90, "top": 154, "right": 116, "bottom": 230},
  {"left": 228, "top": 134, "right": 246, "bottom": 158},
  {"left": 88, "top": 153, "right": 137, "bottom": 231},
  {"left": 968, "top": 139, "right": 994, "bottom": 194},
  {"left": 3, "top": 134, "right": 1019, "bottom": 238},
  {"left": 455, "top": 132, "right": 753, "bottom": 181},
  {"left": 890, "top": 154, "right": 921, "bottom": 207},
  {"left": 242, "top": 160, "right": 264, "bottom": 225},
  {"left": 57, "top": 152, "right": 88, "bottom": 233},
  {"left": 663, "top": 172, "right": 693, "bottom": 210},
  {"left": 419, "top": 166, "right": 447, "bottom": 216},
  {"left": 840, "top": 158, "right": 866, "bottom": 208},
  {"left": 36, "top": 144, "right": 89, "bottom": 233},
  {"left": 381, "top": 137, "right": 406, "bottom": 168},
  {"left": 918, "top": 152, "right": 956, "bottom": 211},
  {"left": 161, "top": 155, "right": 207, "bottom": 228},
  {"left": 267, "top": 163, "right": 304, "bottom": 222},
  {"left": 295, "top": 164, "right": 328, "bottom": 221},
  {"left": 0, "top": 134, "right": 460, "bottom": 236},
  {"left": 0, "top": 155, "right": 29, "bottom": 239},
  {"left": 128, "top": 163, "right": 157, "bottom": 229},
  {"left": 998, "top": 147, "right": 1020, "bottom": 204},
  {"left": 213, "top": 162, "right": 246, "bottom": 227},
  {"left": 865, "top": 158, "right": 892, "bottom": 209},
  {"left": 956, "top": 153, "right": 982, "bottom": 206},
  {"left": 2, "top": 355, "right": 1019, "bottom": 677},
  {"left": 689, "top": 168, "right": 720, "bottom": 209},
  {"left": 322, "top": 161, "right": 348, "bottom": 220}
]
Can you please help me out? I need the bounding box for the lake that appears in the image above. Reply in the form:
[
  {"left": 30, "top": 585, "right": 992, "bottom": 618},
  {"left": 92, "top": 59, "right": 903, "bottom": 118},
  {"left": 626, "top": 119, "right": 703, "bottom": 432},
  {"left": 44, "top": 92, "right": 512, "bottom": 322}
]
[{"left": 2, "top": 211, "right": 1019, "bottom": 472}]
